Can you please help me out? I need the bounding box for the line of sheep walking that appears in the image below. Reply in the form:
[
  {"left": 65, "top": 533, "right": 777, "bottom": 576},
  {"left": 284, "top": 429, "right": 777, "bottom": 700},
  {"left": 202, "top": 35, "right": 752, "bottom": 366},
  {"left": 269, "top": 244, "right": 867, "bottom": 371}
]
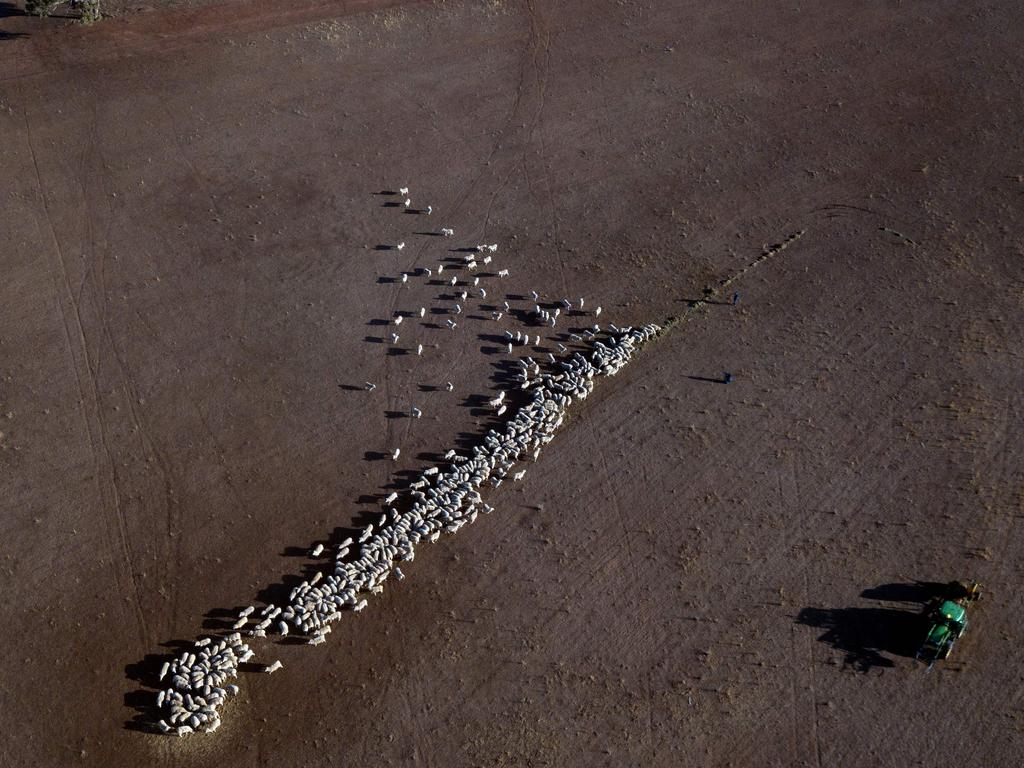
[
  {"left": 244, "top": 324, "right": 661, "bottom": 653},
  {"left": 149, "top": 180, "right": 665, "bottom": 736},
  {"left": 154, "top": 322, "right": 658, "bottom": 736}
]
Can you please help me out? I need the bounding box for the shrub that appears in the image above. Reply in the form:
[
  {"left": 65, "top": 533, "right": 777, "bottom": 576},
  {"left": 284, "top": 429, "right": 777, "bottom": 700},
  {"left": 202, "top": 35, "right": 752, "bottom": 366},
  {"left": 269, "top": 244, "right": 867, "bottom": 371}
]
[{"left": 25, "top": 0, "right": 101, "bottom": 23}]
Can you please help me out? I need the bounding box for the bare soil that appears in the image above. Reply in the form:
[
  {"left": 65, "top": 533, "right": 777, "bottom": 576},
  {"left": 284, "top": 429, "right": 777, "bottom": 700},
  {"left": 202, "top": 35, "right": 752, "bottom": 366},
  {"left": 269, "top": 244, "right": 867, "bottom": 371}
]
[{"left": 2, "top": 1, "right": 1023, "bottom": 766}]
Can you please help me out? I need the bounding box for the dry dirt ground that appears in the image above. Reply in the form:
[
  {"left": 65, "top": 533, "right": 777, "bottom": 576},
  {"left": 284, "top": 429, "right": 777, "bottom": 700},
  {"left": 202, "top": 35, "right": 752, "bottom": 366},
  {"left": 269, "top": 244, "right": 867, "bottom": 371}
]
[{"left": 2, "top": 1, "right": 1023, "bottom": 766}]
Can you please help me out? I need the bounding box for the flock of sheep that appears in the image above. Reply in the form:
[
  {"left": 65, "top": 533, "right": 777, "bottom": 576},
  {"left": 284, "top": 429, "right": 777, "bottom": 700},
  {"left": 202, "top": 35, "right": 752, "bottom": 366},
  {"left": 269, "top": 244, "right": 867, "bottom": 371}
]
[
  {"left": 154, "top": 634, "right": 252, "bottom": 736},
  {"left": 150, "top": 185, "right": 662, "bottom": 735}
]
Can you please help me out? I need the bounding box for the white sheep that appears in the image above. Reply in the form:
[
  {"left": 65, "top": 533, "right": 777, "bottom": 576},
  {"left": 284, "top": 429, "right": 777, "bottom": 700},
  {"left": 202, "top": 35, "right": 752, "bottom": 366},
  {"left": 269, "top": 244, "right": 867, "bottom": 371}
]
[
  {"left": 265, "top": 660, "right": 283, "bottom": 674},
  {"left": 392, "top": 448, "right": 401, "bottom": 461},
  {"left": 312, "top": 543, "right": 324, "bottom": 557},
  {"left": 398, "top": 186, "right": 409, "bottom": 196},
  {"left": 396, "top": 242, "right": 405, "bottom": 250},
  {"left": 365, "top": 382, "right": 377, "bottom": 391},
  {"left": 411, "top": 407, "right": 422, "bottom": 419},
  {"left": 498, "top": 269, "right": 509, "bottom": 278}
]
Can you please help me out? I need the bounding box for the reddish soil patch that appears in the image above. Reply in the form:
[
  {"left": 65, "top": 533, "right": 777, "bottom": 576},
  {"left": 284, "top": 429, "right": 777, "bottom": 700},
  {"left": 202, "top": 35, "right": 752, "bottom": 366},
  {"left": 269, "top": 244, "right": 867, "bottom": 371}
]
[{"left": 1, "top": 1, "right": 1022, "bottom": 766}]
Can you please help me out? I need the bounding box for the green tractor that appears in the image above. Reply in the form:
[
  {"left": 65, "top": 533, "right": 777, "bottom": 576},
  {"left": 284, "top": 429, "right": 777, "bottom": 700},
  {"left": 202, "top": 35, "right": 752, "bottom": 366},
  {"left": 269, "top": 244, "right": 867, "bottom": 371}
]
[{"left": 917, "top": 581, "right": 981, "bottom": 666}]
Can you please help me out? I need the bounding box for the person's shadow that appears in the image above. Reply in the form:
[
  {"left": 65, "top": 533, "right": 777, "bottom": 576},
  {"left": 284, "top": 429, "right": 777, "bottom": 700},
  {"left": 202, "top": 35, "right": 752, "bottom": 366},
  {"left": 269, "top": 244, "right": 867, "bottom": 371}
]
[{"left": 795, "top": 581, "right": 953, "bottom": 672}]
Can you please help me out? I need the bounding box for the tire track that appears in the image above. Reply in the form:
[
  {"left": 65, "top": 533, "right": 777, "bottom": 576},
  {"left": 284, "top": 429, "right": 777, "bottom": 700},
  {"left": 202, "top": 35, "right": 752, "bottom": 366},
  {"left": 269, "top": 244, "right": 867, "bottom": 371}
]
[{"left": 18, "top": 82, "right": 151, "bottom": 649}]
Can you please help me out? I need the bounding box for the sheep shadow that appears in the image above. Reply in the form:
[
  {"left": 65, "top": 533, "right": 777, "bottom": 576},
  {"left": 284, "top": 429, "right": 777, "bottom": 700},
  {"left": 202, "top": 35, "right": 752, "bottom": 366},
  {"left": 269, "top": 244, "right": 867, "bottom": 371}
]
[{"left": 794, "top": 581, "right": 951, "bottom": 673}]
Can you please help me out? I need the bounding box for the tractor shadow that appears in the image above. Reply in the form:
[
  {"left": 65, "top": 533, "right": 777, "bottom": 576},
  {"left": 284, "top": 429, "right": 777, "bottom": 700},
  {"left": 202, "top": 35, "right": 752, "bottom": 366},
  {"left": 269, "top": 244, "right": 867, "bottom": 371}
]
[{"left": 794, "top": 581, "right": 951, "bottom": 672}]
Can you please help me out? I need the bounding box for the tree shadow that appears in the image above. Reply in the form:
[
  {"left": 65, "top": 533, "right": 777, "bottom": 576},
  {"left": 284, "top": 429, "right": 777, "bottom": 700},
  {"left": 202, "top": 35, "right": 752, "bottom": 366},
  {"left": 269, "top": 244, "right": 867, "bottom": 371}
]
[
  {"left": 0, "top": 2, "right": 26, "bottom": 18},
  {"left": 795, "top": 581, "right": 952, "bottom": 673}
]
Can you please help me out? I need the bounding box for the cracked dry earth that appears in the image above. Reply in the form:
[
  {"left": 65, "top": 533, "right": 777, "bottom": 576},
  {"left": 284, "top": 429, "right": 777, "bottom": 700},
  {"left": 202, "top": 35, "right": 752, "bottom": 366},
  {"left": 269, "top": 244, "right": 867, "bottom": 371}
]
[{"left": 2, "top": 1, "right": 1023, "bottom": 766}]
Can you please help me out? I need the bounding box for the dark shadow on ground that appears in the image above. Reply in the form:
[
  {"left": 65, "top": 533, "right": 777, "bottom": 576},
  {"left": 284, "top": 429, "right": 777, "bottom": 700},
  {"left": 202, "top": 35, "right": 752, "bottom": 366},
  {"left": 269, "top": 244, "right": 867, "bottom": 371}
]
[
  {"left": 795, "top": 607, "right": 924, "bottom": 672},
  {"left": 795, "top": 580, "right": 953, "bottom": 673}
]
